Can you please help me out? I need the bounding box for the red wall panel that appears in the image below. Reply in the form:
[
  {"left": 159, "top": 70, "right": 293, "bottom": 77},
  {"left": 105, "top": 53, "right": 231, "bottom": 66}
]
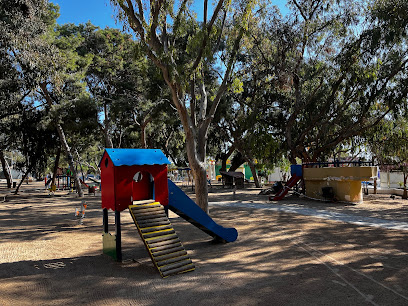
[{"left": 101, "top": 160, "right": 169, "bottom": 212}]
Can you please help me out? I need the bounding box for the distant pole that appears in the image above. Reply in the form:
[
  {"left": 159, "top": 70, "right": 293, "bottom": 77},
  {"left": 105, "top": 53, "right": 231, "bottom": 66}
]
[
  {"left": 103, "top": 208, "right": 108, "bottom": 233},
  {"left": 115, "top": 210, "right": 122, "bottom": 262},
  {"left": 374, "top": 177, "right": 377, "bottom": 194}
]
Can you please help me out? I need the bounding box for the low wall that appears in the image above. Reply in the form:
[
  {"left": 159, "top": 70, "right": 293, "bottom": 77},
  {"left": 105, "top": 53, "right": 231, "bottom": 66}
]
[
  {"left": 379, "top": 171, "right": 404, "bottom": 188},
  {"left": 375, "top": 188, "right": 404, "bottom": 196},
  {"left": 267, "top": 167, "right": 290, "bottom": 182},
  {"left": 303, "top": 166, "right": 377, "bottom": 203}
]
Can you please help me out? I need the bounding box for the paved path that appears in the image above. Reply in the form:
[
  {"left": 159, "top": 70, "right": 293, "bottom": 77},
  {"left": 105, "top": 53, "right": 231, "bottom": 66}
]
[{"left": 210, "top": 201, "right": 408, "bottom": 231}]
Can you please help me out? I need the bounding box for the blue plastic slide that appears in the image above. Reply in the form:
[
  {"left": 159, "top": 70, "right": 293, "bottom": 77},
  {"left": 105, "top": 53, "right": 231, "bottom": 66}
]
[{"left": 167, "top": 180, "right": 238, "bottom": 242}]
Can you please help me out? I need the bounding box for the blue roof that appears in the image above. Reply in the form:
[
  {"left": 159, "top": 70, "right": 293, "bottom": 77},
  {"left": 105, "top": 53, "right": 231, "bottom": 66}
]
[{"left": 101, "top": 148, "right": 171, "bottom": 166}]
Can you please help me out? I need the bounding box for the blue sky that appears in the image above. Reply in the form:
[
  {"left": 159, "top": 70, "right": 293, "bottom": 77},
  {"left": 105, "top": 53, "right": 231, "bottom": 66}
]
[
  {"left": 53, "top": 0, "right": 119, "bottom": 28},
  {"left": 53, "top": 0, "right": 289, "bottom": 29}
]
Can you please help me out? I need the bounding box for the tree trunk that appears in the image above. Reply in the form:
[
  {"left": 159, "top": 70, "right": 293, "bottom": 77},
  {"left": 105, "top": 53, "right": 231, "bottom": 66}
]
[
  {"left": 104, "top": 102, "right": 113, "bottom": 148},
  {"left": 221, "top": 158, "right": 228, "bottom": 172},
  {"left": 55, "top": 123, "right": 84, "bottom": 197},
  {"left": 171, "top": 97, "right": 209, "bottom": 213},
  {"left": 158, "top": 78, "right": 209, "bottom": 212},
  {"left": 229, "top": 151, "right": 246, "bottom": 172},
  {"left": 51, "top": 145, "right": 61, "bottom": 187},
  {"left": 75, "top": 149, "right": 85, "bottom": 181},
  {"left": 40, "top": 83, "right": 84, "bottom": 198},
  {"left": 14, "top": 165, "right": 32, "bottom": 194},
  {"left": 192, "top": 165, "right": 209, "bottom": 213},
  {"left": 186, "top": 131, "right": 209, "bottom": 213},
  {"left": 246, "top": 157, "right": 261, "bottom": 188},
  {"left": 219, "top": 145, "right": 235, "bottom": 172},
  {"left": 141, "top": 122, "right": 148, "bottom": 148},
  {"left": 234, "top": 140, "right": 260, "bottom": 188},
  {"left": 373, "top": 177, "right": 377, "bottom": 194},
  {"left": 0, "top": 151, "right": 13, "bottom": 188},
  {"left": 403, "top": 173, "right": 407, "bottom": 199}
]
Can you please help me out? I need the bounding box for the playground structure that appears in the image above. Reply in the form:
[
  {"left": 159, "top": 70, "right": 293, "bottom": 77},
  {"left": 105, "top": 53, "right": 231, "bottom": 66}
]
[
  {"left": 272, "top": 162, "right": 378, "bottom": 203},
  {"left": 219, "top": 171, "right": 245, "bottom": 189},
  {"left": 79, "top": 179, "right": 97, "bottom": 195},
  {"left": 54, "top": 174, "right": 75, "bottom": 190},
  {"left": 100, "top": 148, "right": 238, "bottom": 278},
  {"left": 167, "top": 167, "right": 194, "bottom": 189},
  {"left": 46, "top": 175, "right": 99, "bottom": 194}
]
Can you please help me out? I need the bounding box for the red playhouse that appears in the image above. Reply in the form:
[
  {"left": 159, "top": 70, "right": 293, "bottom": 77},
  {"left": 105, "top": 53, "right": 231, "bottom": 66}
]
[
  {"left": 99, "top": 148, "right": 237, "bottom": 277},
  {"left": 100, "top": 148, "right": 171, "bottom": 262}
]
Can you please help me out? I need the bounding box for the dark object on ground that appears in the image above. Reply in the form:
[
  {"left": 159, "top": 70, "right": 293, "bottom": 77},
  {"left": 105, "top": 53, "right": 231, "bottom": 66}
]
[
  {"left": 322, "top": 187, "right": 335, "bottom": 201},
  {"left": 272, "top": 181, "right": 283, "bottom": 193},
  {"left": 259, "top": 181, "right": 284, "bottom": 195},
  {"left": 259, "top": 188, "right": 273, "bottom": 195}
]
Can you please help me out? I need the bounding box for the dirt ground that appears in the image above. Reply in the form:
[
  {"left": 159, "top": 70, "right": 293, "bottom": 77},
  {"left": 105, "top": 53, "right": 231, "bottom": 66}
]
[{"left": 1, "top": 181, "right": 408, "bottom": 305}]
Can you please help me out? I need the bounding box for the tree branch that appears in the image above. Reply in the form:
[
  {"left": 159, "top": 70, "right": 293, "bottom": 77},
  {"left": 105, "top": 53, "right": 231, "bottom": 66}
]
[
  {"left": 293, "top": 0, "right": 307, "bottom": 21},
  {"left": 191, "top": 0, "right": 225, "bottom": 71},
  {"left": 201, "top": 27, "right": 245, "bottom": 134}
]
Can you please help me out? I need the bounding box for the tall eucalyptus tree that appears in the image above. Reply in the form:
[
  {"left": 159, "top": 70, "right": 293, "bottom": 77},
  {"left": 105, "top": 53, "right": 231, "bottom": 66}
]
[{"left": 110, "top": 0, "right": 257, "bottom": 212}]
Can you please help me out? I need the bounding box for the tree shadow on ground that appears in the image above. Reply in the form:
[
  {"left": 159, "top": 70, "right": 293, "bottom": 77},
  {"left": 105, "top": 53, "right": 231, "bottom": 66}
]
[
  {"left": 1, "top": 184, "right": 408, "bottom": 305},
  {"left": 2, "top": 211, "right": 408, "bottom": 306}
]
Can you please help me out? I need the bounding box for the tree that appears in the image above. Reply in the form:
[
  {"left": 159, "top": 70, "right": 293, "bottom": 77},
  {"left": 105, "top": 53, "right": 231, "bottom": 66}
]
[
  {"left": 13, "top": 107, "right": 56, "bottom": 193},
  {"left": 38, "top": 21, "right": 104, "bottom": 197},
  {"left": 0, "top": 151, "right": 13, "bottom": 188},
  {"left": 209, "top": 7, "right": 287, "bottom": 186},
  {"left": 111, "top": 0, "right": 256, "bottom": 212},
  {"left": 0, "top": 0, "right": 48, "bottom": 187},
  {"left": 215, "top": 71, "right": 285, "bottom": 187},
  {"left": 106, "top": 46, "right": 175, "bottom": 150},
  {"left": 83, "top": 26, "right": 179, "bottom": 152},
  {"left": 2, "top": 14, "right": 98, "bottom": 197},
  {"left": 84, "top": 26, "right": 136, "bottom": 148},
  {"left": 240, "top": 0, "right": 408, "bottom": 163},
  {"left": 0, "top": 1, "right": 84, "bottom": 195},
  {"left": 367, "top": 117, "right": 408, "bottom": 199}
]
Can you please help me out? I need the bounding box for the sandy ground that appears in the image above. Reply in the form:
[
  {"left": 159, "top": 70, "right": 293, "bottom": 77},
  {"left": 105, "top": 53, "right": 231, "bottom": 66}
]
[{"left": 1, "top": 181, "right": 408, "bottom": 305}]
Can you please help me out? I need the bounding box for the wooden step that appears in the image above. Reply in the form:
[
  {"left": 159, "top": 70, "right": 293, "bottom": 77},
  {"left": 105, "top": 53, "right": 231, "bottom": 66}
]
[
  {"left": 143, "top": 229, "right": 175, "bottom": 239},
  {"left": 147, "top": 237, "right": 181, "bottom": 249},
  {"left": 161, "top": 263, "right": 195, "bottom": 277},
  {"left": 135, "top": 213, "right": 167, "bottom": 221},
  {"left": 153, "top": 250, "right": 187, "bottom": 261},
  {"left": 156, "top": 254, "right": 191, "bottom": 267},
  {"left": 140, "top": 224, "right": 173, "bottom": 234},
  {"left": 132, "top": 199, "right": 156, "bottom": 205},
  {"left": 150, "top": 243, "right": 184, "bottom": 255},
  {"left": 138, "top": 220, "right": 171, "bottom": 228}
]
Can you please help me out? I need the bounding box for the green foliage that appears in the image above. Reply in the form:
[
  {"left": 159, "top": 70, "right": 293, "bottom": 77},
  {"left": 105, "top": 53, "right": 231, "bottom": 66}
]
[
  {"left": 367, "top": 116, "right": 408, "bottom": 168},
  {"left": 234, "top": 0, "right": 408, "bottom": 163},
  {"left": 14, "top": 108, "right": 56, "bottom": 177},
  {"left": 0, "top": 0, "right": 50, "bottom": 124},
  {"left": 3, "top": 0, "right": 408, "bottom": 186},
  {"left": 82, "top": 26, "right": 184, "bottom": 152},
  {"left": 0, "top": 0, "right": 61, "bottom": 173}
]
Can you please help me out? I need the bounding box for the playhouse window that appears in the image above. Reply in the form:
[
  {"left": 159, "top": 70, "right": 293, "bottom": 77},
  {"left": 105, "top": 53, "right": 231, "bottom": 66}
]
[{"left": 133, "top": 172, "right": 143, "bottom": 182}]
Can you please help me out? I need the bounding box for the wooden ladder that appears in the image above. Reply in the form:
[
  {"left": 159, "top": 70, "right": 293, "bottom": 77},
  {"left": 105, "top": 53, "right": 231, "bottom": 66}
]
[{"left": 128, "top": 201, "right": 195, "bottom": 278}]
